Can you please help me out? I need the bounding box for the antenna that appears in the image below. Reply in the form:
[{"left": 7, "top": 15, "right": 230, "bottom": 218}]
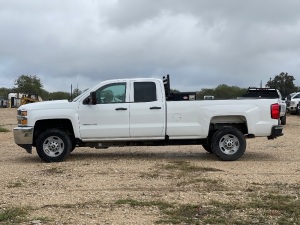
[
  {"left": 77, "top": 74, "right": 79, "bottom": 96},
  {"left": 70, "top": 84, "right": 73, "bottom": 101}
]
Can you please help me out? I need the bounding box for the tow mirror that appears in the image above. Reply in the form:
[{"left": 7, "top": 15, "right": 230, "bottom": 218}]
[
  {"left": 83, "top": 91, "right": 97, "bottom": 105},
  {"left": 90, "top": 91, "right": 97, "bottom": 105}
]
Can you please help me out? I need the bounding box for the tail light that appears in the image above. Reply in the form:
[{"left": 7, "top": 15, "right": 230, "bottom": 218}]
[{"left": 271, "top": 103, "right": 280, "bottom": 119}]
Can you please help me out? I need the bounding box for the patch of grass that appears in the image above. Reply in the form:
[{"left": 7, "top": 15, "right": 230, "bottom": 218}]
[
  {"left": 140, "top": 172, "right": 160, "bottom": 179},
  {"left": 42, "top": 200, "right": 103, "bottom": 209},
  {"left": 114, "top": 192, "right": 300, "bottom": 225},
  {"left": 162, "top": 160, "right": 223, "bottom": 173},
  {"left": 141, "top": 161, "right": 226, "bottom": 192},
  {"left": 176, "top": 177, "right": 227, "bottom": 191},
  {"left": 0, "top": 125, "right": 9, "bottom": 132},
  {"left": 203, "top": 193, "right": 300, "bottom": 225},
  {"left": 0, "top": 207, "right": 28, "bottom": 224},
  {"left": 158, "top": 204, "right": 203, "bottom": 224},
  {"left": 7, "top": 181, "right": 23, "bottom": 188},
  {"left": 7, "top": 179, "right": 27, "bottom": 188},
  {"left": 250, "top": 193, "right": 300, "bottom": 215},
  {"left": 42, "top": 167, "right": 65, "bottom": 175},
  {"left": 115, "top": 199, "right": 172, "bottom": 210},
  {"left": 266, "top": 182, "right": 300, "bottom": 193}
]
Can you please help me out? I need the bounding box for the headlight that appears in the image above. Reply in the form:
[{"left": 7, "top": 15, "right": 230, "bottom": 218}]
[
  {"left": 17, "top": 110, "right": 28, "bottom": 126},
  {"left": 20, "top": 111, "right": 27, "bottom": 116},
  {"left": 290, "top": 101, "right": 296, "bottom": 106}
]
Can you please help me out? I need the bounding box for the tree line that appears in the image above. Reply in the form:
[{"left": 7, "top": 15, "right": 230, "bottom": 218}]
[
  {"left": 196, "top": 72, "right": 299, "bottom": 99},
  {"left": 0, "top": 72, "right": 299, "bottom": 101},
  {"left": 0, "top": 75, "right": 82, "bottom": 101}
]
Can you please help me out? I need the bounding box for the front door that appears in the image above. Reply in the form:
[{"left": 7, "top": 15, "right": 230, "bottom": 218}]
[{"left": 78, "top": 82, "right": 130, "bottom": 139}]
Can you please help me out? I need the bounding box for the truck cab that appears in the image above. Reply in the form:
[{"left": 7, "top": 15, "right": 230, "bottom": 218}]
[{"left": 79, "top": 78, "right": 166, "bottom": 140}]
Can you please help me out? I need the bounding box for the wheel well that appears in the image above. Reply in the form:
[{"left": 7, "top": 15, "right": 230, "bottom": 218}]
[
  {"left": 209, "top": 116, "right": 248, "bottom": 135},
  {"left": 33, "top": 119, "right": 75, "bottom": 146}
]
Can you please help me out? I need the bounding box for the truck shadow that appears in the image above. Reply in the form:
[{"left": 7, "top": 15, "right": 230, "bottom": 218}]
[
  {"left": 68, "top": 151, "right": 217, "bottom": 161},
  {"left": 240, "top": 152, "right": 277, "bottom": 161},
  {"left": 15, "top": 149, "right": 276, "bottom": 163},
  {"left": 67, "top": 150, "right": 275, "bottom": 162}
]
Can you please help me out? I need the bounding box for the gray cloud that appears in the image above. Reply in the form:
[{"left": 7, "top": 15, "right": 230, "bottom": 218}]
[{"left": 1, "top": 0, "right": 300, "bottom": 93}]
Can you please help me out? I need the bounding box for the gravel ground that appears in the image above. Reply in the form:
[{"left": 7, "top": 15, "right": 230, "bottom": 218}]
[{"left": 0, "top": 108, "right": 299, "bottom": 224}]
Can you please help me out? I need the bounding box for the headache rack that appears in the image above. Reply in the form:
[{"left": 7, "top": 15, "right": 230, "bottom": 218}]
[
  {"left": 163, "top": 74, "right": 196, "bottom": 101},
  {"left": 242, "top": 87, "right": 280, "bottom": 98}
]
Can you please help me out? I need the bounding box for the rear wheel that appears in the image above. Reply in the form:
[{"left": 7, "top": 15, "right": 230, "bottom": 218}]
[
  {"left": 36, "top": 129, "right": 71, "bottom": 162},
  {"left": 211, "top": 127, "right": 246, "bottom": 161}
]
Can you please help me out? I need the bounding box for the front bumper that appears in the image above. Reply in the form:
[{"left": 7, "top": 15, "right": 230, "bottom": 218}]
[
  {"left": 13, "top": 126, "right": 34, "bottom": 153},
  {"left": 267, "top": 125, "right": 283, "bottom": 140}
]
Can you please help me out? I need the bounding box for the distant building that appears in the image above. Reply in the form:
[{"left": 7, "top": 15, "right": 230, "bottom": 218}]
[{"left": 8, "top": 93, "right": 24, "bottom": 108}]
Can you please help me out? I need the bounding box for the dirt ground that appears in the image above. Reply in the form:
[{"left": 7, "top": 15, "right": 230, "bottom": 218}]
[{"left": 0, "top": 108, "right": 299, "bottom": 224}]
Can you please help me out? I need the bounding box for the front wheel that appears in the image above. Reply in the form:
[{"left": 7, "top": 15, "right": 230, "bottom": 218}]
[
  {"left": 36, "top": 129, "right": 72, "bottom": 162},
  {"left": 211, "top": 127, "right": 246, "bottom": 161}
]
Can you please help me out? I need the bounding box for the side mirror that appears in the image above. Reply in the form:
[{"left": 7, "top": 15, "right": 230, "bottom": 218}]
[
  {"left": 90, "top": 91, "right": 97, "bottom": 105},
  {"left": 83, "top": 91, "right": 97, "bottom": 105}
]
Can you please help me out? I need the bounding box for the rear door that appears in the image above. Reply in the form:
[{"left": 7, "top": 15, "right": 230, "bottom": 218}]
[{"left": 129, "top": 80, "right": 165, "bottom": 138}]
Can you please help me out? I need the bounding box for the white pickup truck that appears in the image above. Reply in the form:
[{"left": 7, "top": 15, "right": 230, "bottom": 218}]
[{"left": 13, "top": 75, "right": 283, "bottom": 162}]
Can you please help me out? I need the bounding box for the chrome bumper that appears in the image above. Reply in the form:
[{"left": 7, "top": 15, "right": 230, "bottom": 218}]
[{"left": 13, "top": 126, "right": 34, "bottom": 153}]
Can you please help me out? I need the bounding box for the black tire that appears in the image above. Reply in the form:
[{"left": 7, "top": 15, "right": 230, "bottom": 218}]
[
  {"left": 36, "top": 129, "right": 72, "bottom": 162},
  {"left": 280, "top": 113, "right": 287, "bottom": 125},
  {"left": 211, "top": 127, "right": 246, "bottom": 161}
]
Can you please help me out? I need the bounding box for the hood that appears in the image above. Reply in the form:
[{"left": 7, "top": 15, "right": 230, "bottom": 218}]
[{"left": 18, "top": 100, "right": 77, "bottom": 111}]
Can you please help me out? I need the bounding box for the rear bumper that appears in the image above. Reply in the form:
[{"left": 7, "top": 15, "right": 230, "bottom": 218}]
[
  {"left": 13, "top": 126, "right": 33, "bottom": 153},
  {"left": 267, "top": 125, "right": 283, "bottom": 139}
]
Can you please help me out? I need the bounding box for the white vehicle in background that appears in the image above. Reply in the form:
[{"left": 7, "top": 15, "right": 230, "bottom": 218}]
[
  {"left": 204, "top": 95, "right": 214, "bottom": 100},
  {"left": 286, "top": 92, "right": 300, "bottom": 114}
]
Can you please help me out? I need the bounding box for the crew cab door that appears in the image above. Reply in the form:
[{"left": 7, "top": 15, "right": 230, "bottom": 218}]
[
  {"left": 78, "top": 82, "right": 129, "bottom": 139},
  {"left": 129, "top": 80, "right": 165, "bottom": 138}
]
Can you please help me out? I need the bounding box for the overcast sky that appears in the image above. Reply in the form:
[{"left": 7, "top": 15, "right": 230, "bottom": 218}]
[{"left": 1, "top": 0, "right": 300, "bottom": 93}]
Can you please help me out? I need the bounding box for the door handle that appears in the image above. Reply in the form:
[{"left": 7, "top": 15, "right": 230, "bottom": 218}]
[
  {"left": 115, "top": 107, "right": 127, "bottom": 111},
  {"left": 150, "top": 106, "right": 161, "bottom": 110}
]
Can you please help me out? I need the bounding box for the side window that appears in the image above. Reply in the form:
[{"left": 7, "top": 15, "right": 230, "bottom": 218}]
[
  {"left": 294, "top": 94, "right": 300, "bottom": 99},
  {"left": 134, "top": 82, "right": 157, "bottom": 102},
  {"left": 95, "top": 83, "right": 126, "bottom": 104}
]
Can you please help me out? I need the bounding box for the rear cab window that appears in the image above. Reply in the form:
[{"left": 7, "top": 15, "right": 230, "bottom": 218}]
[{"left": 133, "top": 82, "right": 157, "bottom": 102}]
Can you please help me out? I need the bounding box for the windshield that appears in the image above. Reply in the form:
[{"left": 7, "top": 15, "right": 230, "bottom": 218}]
[{"left": 72, "top": 88, "right": 91, "bottom": 102}]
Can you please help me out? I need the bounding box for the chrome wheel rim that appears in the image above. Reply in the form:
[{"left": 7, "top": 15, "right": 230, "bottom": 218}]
[
  {"left": 219, "top": 134, "right": 239, "bottom": 155},
  {"left": 43, "top": 136, "right": 64, "bottom": 157}
]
